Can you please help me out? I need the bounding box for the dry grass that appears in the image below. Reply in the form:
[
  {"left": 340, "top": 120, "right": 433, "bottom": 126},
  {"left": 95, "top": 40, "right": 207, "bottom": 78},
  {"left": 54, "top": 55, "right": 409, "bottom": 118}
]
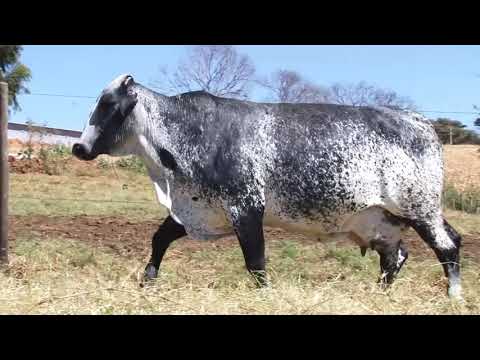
[
  {"left": 1, "top": 233, "right": 479, "bottom": 315},
  {"left": 445, "top": 209, "right": 480, "bottom": 235},
  {"left": 9, "top": 170, "right": 165, "bottom": 220},
  {"left": 444, "top": 145, "right": 480, "bottom": 191},
  {"left": 3, "top": 145, "right": 480, "bottom": 314}
]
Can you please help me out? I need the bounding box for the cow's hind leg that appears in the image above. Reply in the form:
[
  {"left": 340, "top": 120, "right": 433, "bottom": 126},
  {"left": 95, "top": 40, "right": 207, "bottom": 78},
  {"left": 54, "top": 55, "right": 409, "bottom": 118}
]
[
  {"left": 407, "top": 215, "right": 462, "bottom": 299},
  {"left": 143, "top": 215, "right": 187, "bottom": 283},
  {"left": 230, "top": 205, "right": 267, "bottom": 287}
]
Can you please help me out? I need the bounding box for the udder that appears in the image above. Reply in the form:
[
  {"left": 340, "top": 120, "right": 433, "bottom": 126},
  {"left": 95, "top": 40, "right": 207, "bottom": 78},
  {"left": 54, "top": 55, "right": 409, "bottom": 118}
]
[
  {"left": 264, "top": 205, "right": 408, "bottom": 250},
  {"left": 171, "top": 196, "right": 234, "bottom": 241},
  {"left": 340, "top": 206, "right": 408, "bottom": 248}
]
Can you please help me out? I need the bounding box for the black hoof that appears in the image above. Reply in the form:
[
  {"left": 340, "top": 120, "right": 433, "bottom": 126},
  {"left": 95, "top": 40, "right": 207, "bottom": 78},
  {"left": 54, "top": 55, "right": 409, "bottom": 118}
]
[
  {"left": 250, "top": 270, "right": 269, "bottom": 288},
  {"left": 377, "top": 272, "right": 396, "bottom": 290},
  {"left": 143, "top": 263, "right": 158, "bottom": 282}
]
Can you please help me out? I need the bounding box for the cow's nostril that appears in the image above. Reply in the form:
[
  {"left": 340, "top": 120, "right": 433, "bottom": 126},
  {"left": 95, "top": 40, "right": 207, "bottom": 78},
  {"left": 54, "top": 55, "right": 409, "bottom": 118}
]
[{"left": 72, "top": 143, "right": 87, "bottom": 159}]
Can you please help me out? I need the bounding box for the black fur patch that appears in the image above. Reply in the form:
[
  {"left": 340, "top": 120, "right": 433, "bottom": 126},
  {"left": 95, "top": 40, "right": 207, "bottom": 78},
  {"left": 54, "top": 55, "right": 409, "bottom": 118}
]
[{"left": 157, "top": 148, "right": 177, "bottom": 172}]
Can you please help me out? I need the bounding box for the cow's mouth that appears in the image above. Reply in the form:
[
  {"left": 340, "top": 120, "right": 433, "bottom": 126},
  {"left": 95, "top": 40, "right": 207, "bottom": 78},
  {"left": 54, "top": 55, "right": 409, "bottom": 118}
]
[{"left": 72, "top": 143, "right": 97, "bottom": 161}]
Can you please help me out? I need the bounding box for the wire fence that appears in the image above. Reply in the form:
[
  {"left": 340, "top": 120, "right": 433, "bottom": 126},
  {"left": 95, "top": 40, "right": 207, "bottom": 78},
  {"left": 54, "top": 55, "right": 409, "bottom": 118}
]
[
  {"left": 442, "top": 190, "right": 480, "bottom": 214},
  {"left": 7, "top": 191, "right": 480, "bottom": 214},
  {"left": 10, "top": 196, "right": 156, "bottom": 205},
  {"left": 21, "top": 90, "right": 480, "bottom": 116},
  {"left": 9, "top": 90, "right": 480, "bottom": 215}
]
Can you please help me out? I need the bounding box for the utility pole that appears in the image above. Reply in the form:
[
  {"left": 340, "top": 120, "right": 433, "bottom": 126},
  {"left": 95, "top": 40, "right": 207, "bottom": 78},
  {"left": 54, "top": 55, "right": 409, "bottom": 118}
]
[
  {"left": 449, "top": 127, "right": 453, "bottom": 145},
  {"left": 0, "top": 82, "right": 9, "bottom": 264}
]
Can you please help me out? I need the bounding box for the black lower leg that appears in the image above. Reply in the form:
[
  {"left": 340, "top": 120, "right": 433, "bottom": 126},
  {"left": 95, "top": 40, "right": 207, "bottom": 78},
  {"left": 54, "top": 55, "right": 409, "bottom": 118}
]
[
  {"left": 407, "top": 217, "right": 462, "bottom": 297},
  {"left": 439, "top": 219, "right": 461, "bottom": 279},
  {"left": 432, "top": 247, "right": 460, "bottom": 284},
  {"left": 232, "top": 205, "right": 267, "bottom": 287},
  {"left": 143, "top": 216, "right": 187, "bottom": 282}
]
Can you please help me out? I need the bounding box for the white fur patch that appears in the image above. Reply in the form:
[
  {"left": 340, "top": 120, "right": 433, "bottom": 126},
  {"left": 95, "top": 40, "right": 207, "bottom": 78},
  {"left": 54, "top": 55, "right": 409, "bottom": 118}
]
[{"left": 397, "top": 248, "right": 406, "bottom": 268}]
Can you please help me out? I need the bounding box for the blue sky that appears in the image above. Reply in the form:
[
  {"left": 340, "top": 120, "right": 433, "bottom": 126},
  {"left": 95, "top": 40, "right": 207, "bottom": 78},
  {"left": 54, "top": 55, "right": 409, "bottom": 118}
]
[{"left": 10, "top": 45, "right": 480, "bottom": 131}]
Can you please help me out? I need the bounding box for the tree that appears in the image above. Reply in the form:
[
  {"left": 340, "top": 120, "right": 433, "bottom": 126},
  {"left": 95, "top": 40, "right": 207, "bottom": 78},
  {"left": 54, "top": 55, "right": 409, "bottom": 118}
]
[
  {"left": 431, "top": 118, "right": 480, "bottom": 145},
  {"left": 328, "top": 81, "right": 416, "bottom": 110},
  {"left": 0, "top": 45, "right": 32, "bottom": 111},
  {"left": 474, "top": 105, "right": 480, "bottom": 129},
  {"left": 258, "top": 69, "right": 330, "bottom": 103},
  {"left": 152, "top": 45, "right": 255, "bottom": 99}
]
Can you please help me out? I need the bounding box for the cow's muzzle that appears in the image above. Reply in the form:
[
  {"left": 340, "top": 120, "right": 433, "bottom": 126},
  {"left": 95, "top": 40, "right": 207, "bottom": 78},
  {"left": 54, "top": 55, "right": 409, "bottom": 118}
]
[{"left": 72, "top": 143, "right": 96, "bottom": 161}]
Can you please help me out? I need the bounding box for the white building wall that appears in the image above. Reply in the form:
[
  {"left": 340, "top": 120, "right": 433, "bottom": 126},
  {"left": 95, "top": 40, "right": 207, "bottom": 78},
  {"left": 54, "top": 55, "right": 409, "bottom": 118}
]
[{"left": 8, "top": 129, "right": 80, "bottom": 146}]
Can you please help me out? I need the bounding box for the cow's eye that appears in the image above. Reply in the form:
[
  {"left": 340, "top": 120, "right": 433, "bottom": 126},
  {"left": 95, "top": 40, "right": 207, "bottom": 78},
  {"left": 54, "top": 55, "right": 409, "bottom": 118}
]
[
  {"left": 99, "top": 99, "right": 117, "bottom": 112},
  {"left": 100, "top": 93, "right": 115, "bottom": 105}
]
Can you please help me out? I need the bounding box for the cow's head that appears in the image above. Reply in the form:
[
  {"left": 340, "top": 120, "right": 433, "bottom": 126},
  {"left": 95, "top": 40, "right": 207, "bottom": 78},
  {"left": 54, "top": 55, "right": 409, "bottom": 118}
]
[{"left": 72, "top": 74, "right": 138, "bottom": 161}]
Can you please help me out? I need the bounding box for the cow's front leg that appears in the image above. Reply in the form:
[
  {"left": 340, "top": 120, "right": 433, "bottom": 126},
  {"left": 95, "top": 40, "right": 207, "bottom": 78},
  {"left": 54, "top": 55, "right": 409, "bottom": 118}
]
[
  {"left": 143, "top": 215, "right": 187, "bottom": 283},
  {"left": 230, "top": 204, "right": 268, "bottom": 287}
]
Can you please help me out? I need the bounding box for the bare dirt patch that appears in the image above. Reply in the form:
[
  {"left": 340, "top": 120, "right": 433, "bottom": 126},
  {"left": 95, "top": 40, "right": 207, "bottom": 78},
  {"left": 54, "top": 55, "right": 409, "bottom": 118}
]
[
  {"left": 9, "top": 156, "right": 104, "bottom": 176},
  {"left": 9, "top": 158, "right": 45, "bottom": 174},
  {"left": 8, "top": 215, "right": 480, "bottom": 262}
]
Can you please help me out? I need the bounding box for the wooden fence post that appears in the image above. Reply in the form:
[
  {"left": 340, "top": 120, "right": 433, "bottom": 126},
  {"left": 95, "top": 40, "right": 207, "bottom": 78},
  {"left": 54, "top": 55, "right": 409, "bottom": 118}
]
[{"left": 0, "top": 82, "right": 9, "bottom": 264}]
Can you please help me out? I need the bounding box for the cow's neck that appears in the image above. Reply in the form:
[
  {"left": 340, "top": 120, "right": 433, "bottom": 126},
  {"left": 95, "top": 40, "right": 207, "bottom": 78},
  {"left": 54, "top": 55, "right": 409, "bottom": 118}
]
[{"left": 132, "top": 85, "right": 187, "bottom": 179}]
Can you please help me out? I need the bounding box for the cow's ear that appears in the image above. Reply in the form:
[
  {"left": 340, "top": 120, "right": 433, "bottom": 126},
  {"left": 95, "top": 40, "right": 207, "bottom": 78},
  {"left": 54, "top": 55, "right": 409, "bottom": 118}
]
[
  {"left": 120, "top": 92, "right": 138, "bottom": 117},
  {"left": 122, "top": 75, "right": 134, "bottom": 89}
]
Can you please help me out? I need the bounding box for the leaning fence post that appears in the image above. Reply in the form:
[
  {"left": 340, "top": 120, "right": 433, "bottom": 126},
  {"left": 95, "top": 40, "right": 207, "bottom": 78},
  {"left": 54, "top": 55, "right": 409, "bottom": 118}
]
[{"left": 0, "top": 82, "right": 9, "bottom": 264}]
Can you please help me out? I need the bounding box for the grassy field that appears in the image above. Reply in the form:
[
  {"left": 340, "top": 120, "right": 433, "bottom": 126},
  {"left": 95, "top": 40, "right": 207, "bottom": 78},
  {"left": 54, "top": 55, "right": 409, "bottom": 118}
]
[
  {"left": 2, "top": 232, "right": 479, "bottom": 315},
  {"left": 2, "top": 146, "right": 480, "bottom": 314},
  {"left": 9, "top": 171, "right": 163, "bottom": 219}
]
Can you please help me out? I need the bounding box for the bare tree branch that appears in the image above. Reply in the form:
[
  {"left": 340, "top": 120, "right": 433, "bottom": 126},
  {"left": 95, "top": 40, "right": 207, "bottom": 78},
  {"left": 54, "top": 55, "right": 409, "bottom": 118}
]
[
  {"left": 258, "top": 69, "right": 330, "bottom": 104},
  {"left": 151, "top": 46, "right": 256, "bottom": 99},
  {"left": 328, "top": 81, "right": 417, "bottom": 110}
]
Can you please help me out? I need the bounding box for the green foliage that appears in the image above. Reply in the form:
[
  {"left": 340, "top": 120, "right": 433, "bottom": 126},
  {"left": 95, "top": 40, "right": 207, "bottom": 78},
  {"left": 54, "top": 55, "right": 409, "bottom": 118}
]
[
  {"left": 0, "top": 45, "right": 32, "bottom": 111},
  {"left": 18, "top": 119, "right": 41, "bottom": 160},
  {"left": 50, "top": 144, "right": 71, "bottom": 157},
  {"left": 97, "top": 156, "right": 147, "bottom": 174},
  {"left": 443, "top": 183, "right": 480, "bottom": 214},
  {"left": 431, "top": 118, "right": 480, "bottom": 145},
  {"left": 38, "top": 145, "right": 70, "bottom": 175},
  {"left": 17, "top": 120, "right": 71, "bottom": 175},
  {"left": 325, "top": 246, "right": 368, "bottom": 271},
  {"left": 280, "top": 240, "right": 299, "bottom": 260}
]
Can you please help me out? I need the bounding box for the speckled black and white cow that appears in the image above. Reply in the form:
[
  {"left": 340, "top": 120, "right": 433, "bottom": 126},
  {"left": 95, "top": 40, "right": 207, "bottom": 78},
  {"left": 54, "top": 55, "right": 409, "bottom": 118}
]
[{"left": 73, "top": 74, "right": 463, "bottom": 299}]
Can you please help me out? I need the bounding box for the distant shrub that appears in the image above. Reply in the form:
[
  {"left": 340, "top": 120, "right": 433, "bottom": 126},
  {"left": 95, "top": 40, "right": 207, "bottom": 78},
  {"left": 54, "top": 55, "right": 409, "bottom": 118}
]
[
  {"left": 115, "top": 156, "right": 147, "bottom": 174},
  {"left": 17, "top": 147, "right": 35, "bottom": 160},
  {"left": 50, "top": 144, "right": 71, "bottom": 157},
  {"left": 96, "top": 157, "right": 111, "bottom": 170},
  {"left": 18, "top": 119, "right": 45, "bottom": 160},
  {"left": 38, "top": 145, "right": 70, "bottom": 175}
]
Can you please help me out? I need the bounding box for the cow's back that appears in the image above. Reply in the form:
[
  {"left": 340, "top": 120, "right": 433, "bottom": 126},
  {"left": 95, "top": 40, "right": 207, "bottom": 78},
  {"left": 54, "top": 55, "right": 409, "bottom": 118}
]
[
  {"left": 166, "top": 92, "right": 442, "bottom": 232},
  {"left": 260, "top": 103, "right": 442, "bottom": 231}
]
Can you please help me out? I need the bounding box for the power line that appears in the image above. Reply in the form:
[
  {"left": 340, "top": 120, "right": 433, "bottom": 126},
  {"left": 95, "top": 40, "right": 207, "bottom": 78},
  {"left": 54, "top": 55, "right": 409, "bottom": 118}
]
[
  {"left": 419, "top": 110, "right": 479, "bottom": 115},
  {"left": 26, "top": 92, "right": 96, "bottom": 99},
  {"left": 21, "top": 92, "right": 480, "bottom": 115}
]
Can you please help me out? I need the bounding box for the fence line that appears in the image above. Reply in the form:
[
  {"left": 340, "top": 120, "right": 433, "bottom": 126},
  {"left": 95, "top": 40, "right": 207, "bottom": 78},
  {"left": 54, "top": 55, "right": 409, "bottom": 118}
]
[
  {"left": 8, "top": 192, "right": 480, "bottom": 215},
  {"left": 10, "top": 196, "right": 156, "bottom": 205}
]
